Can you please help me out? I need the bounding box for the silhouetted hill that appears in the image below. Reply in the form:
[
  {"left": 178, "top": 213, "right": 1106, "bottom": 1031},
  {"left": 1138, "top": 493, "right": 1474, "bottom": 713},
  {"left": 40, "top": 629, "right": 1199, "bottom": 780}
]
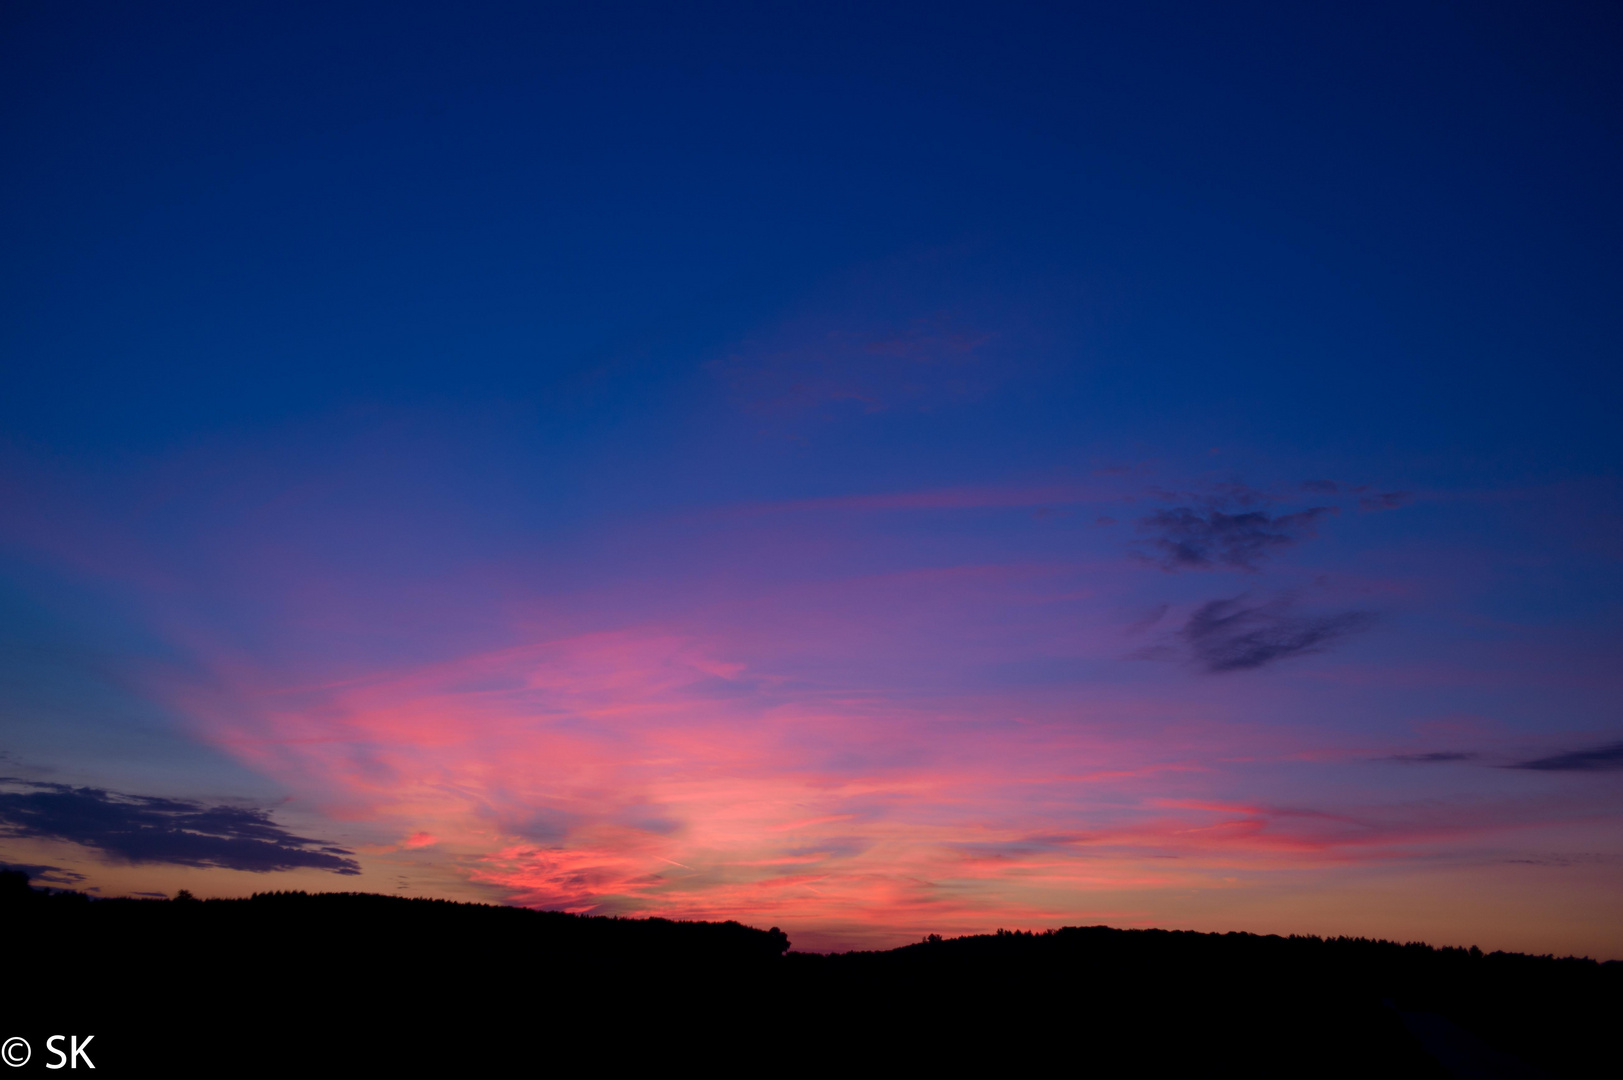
[{"left": 5, "top": 870, "right": 1615, "bottom": 1076}]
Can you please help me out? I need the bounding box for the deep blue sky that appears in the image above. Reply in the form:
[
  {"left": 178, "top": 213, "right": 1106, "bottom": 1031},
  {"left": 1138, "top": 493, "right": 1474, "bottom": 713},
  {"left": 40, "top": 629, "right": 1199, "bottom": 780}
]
[
  {"left": 2, "top": 2, "right": 1620, "bottom": 953},
  {"left": 6, "top": 1, "right": 1620, "bottom": 475}
]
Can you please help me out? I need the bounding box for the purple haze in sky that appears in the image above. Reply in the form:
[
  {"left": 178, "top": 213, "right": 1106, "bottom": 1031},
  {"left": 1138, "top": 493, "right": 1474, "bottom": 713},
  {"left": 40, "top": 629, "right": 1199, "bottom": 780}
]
[{"left": 1, "top": 1, "right": 1620, "bottom": 956}]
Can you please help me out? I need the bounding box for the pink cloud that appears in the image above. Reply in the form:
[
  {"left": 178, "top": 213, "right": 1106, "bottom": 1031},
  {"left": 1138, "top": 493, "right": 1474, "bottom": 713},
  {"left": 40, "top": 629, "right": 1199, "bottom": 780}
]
[
  {"left": 141, "top": 610, "right": 1615, "bottom": 947},
  {"left": 10, "top": 440, "right": 1621, "bottom": 953}
]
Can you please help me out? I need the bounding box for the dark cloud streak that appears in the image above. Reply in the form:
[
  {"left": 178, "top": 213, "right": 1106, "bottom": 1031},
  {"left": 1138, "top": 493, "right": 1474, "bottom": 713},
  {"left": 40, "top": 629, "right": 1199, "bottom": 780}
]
[
  {"left": 0, "top": 779, "right": 361, "bottom": 874},
  {"left": 1137, "top": 507, "right": 1335, "bottom": 571},
  {"left": 1507, "top": 742, "right": 1623, "bottom": 772},
  {"left": 1181, "top": 595, "right": 1375, "bottom": 672},
  {"left": 0, "top": 860, "right": 85, "bottom": 886},
  {"left": 1386, "top": 752, "right": 1477, "bottom": 764}
]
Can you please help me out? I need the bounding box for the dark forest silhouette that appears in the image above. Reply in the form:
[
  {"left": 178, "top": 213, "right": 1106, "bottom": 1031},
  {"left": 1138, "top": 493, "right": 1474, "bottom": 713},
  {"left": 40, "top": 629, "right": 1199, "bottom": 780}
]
[{"left": 5, "top": 870, "right": 1614, "bottom": 1076}]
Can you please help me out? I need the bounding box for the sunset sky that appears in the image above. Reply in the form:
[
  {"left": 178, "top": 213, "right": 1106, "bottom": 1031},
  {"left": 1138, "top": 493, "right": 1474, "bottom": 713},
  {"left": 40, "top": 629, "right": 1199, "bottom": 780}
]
[{"left": 2, "top": 1, "right": 1620, "bottom": 956}]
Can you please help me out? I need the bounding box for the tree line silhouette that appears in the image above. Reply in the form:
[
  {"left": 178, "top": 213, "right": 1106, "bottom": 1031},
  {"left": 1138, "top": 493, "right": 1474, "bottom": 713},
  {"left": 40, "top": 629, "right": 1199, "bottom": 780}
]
[{"left": 6, "top": 869, "right": 1614, "bottom": 1075}]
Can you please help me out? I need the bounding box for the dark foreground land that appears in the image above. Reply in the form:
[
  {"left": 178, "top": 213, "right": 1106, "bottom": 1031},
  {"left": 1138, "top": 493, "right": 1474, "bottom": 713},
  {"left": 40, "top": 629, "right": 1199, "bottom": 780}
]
[{"left": 5, "top": 872, "right": 1616, "bottom": 1077}]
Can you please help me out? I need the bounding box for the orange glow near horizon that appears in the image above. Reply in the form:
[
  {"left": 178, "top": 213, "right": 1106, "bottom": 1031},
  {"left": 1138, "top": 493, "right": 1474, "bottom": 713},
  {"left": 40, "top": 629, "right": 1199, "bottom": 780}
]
[{"left": 145, "top": 619, "right": 1623, "bottom": 954}]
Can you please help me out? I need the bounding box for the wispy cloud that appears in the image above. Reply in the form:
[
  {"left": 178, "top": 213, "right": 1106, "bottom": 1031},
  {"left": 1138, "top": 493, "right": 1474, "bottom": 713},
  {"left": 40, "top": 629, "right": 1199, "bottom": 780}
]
[
  {"left": 1507, "top": 742, "right": 1623, "bottom": 773},
  {"left": 1359, "top": 491, "right": 1412, "bottom": 512},
  {"left": 0, "top": 860, "right": 86, "bottom": 887},
  {"left": 1180, "top": 595, "right": 1375, "bottom": 672},
  {"left": 10, "top": 437, "right": 1607, "bottom": 949},
  {"left": 1386, "top": 752, "right": 1478, "bottom": 764},
  {"left": 0, "top": 779, "right": 360, "bottom": 874},
  {"left": 1137, "top": 507, "right": 1335, "bottom": 571}
]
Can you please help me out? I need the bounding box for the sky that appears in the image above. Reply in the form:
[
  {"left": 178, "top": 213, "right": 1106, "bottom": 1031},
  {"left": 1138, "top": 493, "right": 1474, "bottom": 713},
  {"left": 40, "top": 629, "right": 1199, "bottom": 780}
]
[{"left": 2, "top": 0, "right": 1621, "bottom": 956}]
